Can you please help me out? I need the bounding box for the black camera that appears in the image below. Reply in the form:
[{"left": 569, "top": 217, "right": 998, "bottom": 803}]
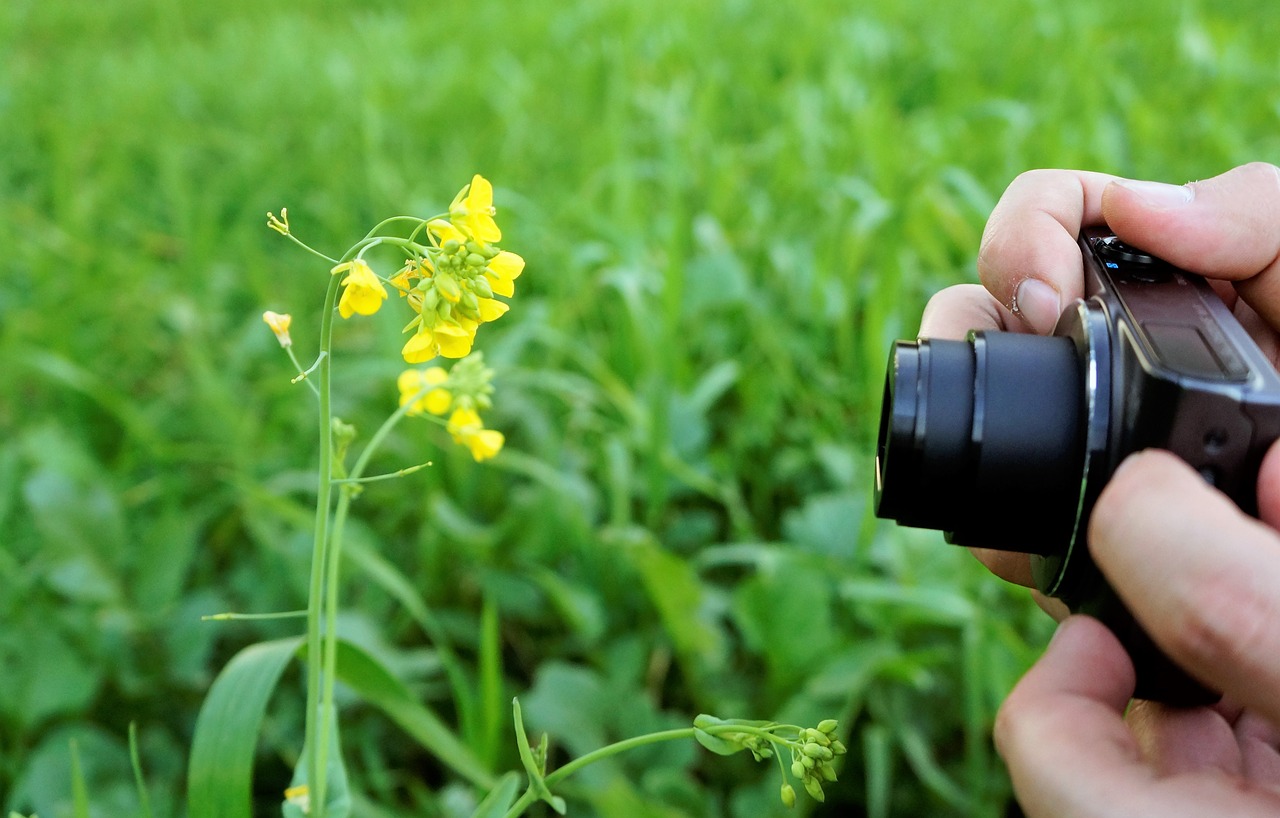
[{"left": 874, "top": 227, "right": 1280, "bottom": 704}]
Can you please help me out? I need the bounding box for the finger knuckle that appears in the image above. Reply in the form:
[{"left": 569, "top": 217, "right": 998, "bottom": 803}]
[{"left": 1164, "top": 570, "right": 1277, "bottom": 674}]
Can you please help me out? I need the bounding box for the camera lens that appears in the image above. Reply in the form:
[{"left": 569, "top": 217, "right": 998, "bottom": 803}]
[{"left": 874, "top": 332, "right": 1086, "bottom": 555}]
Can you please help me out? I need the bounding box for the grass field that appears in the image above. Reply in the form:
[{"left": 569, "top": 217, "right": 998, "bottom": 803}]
[{"left": 3, "top": 0, "right": 1280, "bottom": 815}]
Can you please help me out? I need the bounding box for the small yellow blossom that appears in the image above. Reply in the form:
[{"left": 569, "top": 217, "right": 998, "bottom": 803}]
[
  {"left": 447, "top": 407, "right": 504, "bottom": 462},
  {"left": 402, "top": 323, "right": 475, "bottom": 362},
  {"left": 262, "top": 311, "right": 293, "bottom": 347},
  {"left": 448, "top": 174, "right": 501, "bottom": 243},
  {"left": 332, "top": 259, "right": 387, "bottom": 318},
  {"left": 398, "top": 367, "right": 452, "bottom": 416}
]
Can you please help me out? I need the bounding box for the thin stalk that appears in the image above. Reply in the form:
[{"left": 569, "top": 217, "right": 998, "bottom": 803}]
[
  {"left": 500, "top": 729, "right": 695, "bottom": 818},
  {"left": 304, "top": 270, "right": 343, "bottom": 818},
  {"left": 499, "top": 722, "right": 804, "bottom": 818},
  {"left": 315, "top": 382, "right": 433, "bottom": 814}
]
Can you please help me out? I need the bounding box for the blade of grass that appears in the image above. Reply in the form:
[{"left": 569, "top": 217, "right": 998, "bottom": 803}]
[
  {"left": 187, "top": 637, "right": 304, "bottom": 818},
  {"left": 333, "top": 638, "right": 496, "bottom": 790}
]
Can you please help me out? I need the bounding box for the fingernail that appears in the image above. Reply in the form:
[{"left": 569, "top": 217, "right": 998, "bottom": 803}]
[
  {"left": 1112, "top": 179, "right": 1195, "bottom": 209},
  {"left": 1012, "top": 278, "right": 1062, "bottom": 333}
]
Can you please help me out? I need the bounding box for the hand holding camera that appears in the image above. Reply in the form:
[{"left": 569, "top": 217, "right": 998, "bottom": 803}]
[{"left": 882, "top": 163, "right": 1280, "bottom": 816}]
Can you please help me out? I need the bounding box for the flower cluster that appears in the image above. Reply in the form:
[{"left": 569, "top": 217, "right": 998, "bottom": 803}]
[
  {"left": 394, "top": 176, "right": 524, "bottom": 362},
  {"left": 786, "top": 719, "right": 846, "bottom": 804},
  {"left": 319, "top": 174, "right": 523, "bottom": 363},
  {"left": 397, "top": 353, "right": 504, "bottom": 462}
]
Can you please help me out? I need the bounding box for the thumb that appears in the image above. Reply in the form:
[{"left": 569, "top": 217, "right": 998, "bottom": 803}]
[
  {"left": 1102, "top": 163, "right": 1280, "bottom": 278},
  {"left": 1101, "top": 163, "right": 1280, "bottom": 323}
]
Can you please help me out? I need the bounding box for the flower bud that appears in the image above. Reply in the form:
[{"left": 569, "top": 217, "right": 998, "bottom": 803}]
[
  {"left": 436, "top": 272, "right": 462, "bottom": 304},
  {"left": 803, "top": 777, "right": 825, "bottom": 803},
  {"left": 780, "top": 783, "right": 796, "bottom": 809},
  {"left": 791, "top": 760, "right": 805, "bottom": 779},
  {"left": 802, "top": 743, "right": 832, "bottom": 760},
  {"left": 262, "top": 311, "right": 293, "bottom": 347},
  {"left": 817, "top": 719, "right": 838, "bottom": 735}
]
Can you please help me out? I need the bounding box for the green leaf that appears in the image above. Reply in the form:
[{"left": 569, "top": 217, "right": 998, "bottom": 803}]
[
  {"left": 187, "top": 637, "right": 304, "bottom": 818},
  {"left": 333, "top": 639, "right": 495, "bottom": 790},
  {"left": 468, "top": 772, "right": 522, "bottom": 818},
  {"left": 691, "top": 728, "right": 740, "bottom": 757},
  {"left": 512, "top": 699, "right": 566, "bottom": 815}
]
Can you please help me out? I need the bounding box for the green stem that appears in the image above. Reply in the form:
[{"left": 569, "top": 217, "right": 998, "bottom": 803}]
[
  {"left": 361, "top": 215, "right": 433, "bottom": 240},
  {"left": 315, "top": 382, "right": 435, "bottom": 814},
  {"left": 286, "top": 346, "right": 322, "bottom": 398},
  {"left": 304, "top": 270, "right": 343, "bottom": 818},
  {"left": 286, "top": 233, "right": 340, "bottom": 265},
  {"left": 501, "top": 729, "right": 696, "bottom": 818},
  {"left": 330, "top": 462, "right": 431, "bottom": 485},
  {"left": 201, "top": 609, "right": 307, "bottom": 621},
  {"left": 499, "top": 722, "right": 802, "bottom": 818}
]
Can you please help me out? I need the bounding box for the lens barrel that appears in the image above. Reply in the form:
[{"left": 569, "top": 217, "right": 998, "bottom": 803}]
[{"left": 875, "top": 332, "right": 1086, "bottom": 554}]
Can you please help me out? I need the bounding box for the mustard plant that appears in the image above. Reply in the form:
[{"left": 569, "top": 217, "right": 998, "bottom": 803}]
[{"left": 261, "top": 175, "right": 521, "bottom": 818}]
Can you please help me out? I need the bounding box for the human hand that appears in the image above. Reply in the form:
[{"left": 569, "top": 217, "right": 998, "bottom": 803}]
[
  {"left": 932, "top": 162, "right": 1280, "bottom": 815},
  {"left": 994, "top": 445, "right": 1280, "bottom": 817},
  {"left": 917, "top": 162, "right": 1280, "bottom": 586}
]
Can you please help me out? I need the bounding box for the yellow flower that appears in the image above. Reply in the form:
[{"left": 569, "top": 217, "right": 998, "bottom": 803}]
[
  {"left": 398, "top": 367, "right": 452, "bottom": 416},
  {"left": 484, "top": 250, "right": 524, "bottom": 298},
  {"left": 332, "top": 259, "right": 387, "bottom": 318},
  {"left": 401, "top": 323, "right": 475, "bottom": 363},
  {"left": 428, "top": 218, "right": 466, "bottom": 246},
  {"left": 261, "top": 311, "right": 293, "bottom": 347},
  {"left": 447, "top": 406, "right": 504, "bottom": 462},
  {"left": 462, "top": 428, "right": 504, "bottom": 462},
  {"left": 448, "top": 174, "right": 501, "bottom": 243}
]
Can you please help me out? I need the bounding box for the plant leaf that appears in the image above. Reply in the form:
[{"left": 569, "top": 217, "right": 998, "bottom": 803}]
[
  {"left": 512, "top": 699, "right": 566, "bottom": 815},
  {"left": 187, "top": 637, "right": 304, "bottom": 818},
  {"left": 468, "top": 772, "right": 522, "bottom": 818},
  {"left": 333, "top": 638, "right": 495, "bottom": 790}
]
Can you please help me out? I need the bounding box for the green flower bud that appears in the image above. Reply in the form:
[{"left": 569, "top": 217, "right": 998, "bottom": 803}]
[
  {"left": 803, "top": 777, "right": 826, "bottom": 803},
  {"left": 780, "top": 783, "right": 796, "bottom": 809},
  {"left": 819, "top": 763, "right": 838, "bottom": 783},
  {"left": 466, "top": 252, "right": 487, "bottom": 267},
  {"left": 830, "top": 740, "right": 847, "bottom": 755},
  {"left": 791, "top": 760, "right": 805, "bottom": 779},
  {"left": 442, "top": 238, "right": 461, "bottom": 253},
  {"left": 436, "top": 273, "right": 462, "bottom": 303},
  {"left": 802, "top": 743, "right": 832, "bottom": 760},
  {"left": 422, "top": 288, "right": 441, "bottom": 312},
  {"left": 801, "top": 754, "right": 816, "bottom": 769},
  {"left": 472, "top": 275, "right": 494, "bottom": 298}
]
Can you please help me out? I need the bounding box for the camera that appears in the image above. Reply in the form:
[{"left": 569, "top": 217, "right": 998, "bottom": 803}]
[{"left": 874, "top": 227, "right": 1280, "bottom": 704}]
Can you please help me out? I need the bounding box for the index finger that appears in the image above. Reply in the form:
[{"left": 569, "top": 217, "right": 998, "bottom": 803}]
[{"left": 978, "top": 169, "right": 1120, "bottom": 334}]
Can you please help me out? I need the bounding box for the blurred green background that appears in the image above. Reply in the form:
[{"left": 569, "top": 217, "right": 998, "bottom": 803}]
[{"left": 3, "top": 0, "right": 1278, "bottom": 815}]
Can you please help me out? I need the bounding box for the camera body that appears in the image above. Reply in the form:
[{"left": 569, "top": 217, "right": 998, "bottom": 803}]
[{"left": 875, "top": 227, "right": 1280, "bottom": 704}]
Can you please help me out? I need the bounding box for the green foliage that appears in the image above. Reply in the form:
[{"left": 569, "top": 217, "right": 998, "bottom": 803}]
[{"left": 3, "top": 0, "right": 1280, "bottom": 816}]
